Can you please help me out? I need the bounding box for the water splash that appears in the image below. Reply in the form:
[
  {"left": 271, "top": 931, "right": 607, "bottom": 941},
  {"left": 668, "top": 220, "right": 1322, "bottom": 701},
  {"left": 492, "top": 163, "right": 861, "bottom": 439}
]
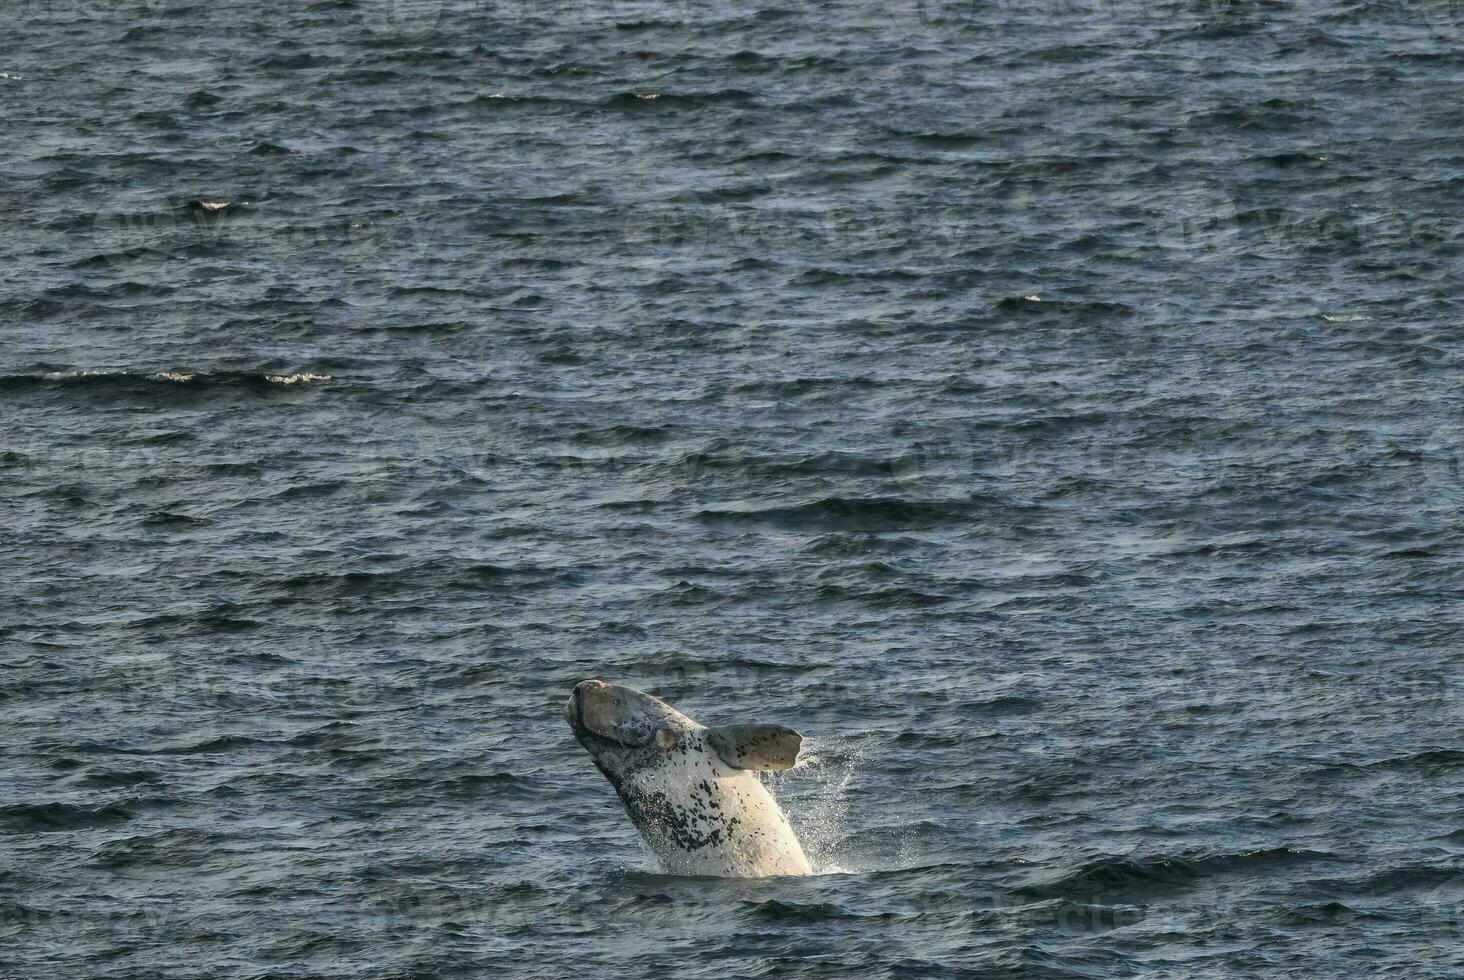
[{"left": 767, "top": 731, "right": 871, "bottom": 875}]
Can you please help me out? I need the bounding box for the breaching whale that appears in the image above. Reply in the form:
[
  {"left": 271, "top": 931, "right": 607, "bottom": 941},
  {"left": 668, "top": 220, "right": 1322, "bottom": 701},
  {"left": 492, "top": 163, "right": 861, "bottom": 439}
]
[{"left": 564, "top": 679, "right": 812, "bottom": 877}]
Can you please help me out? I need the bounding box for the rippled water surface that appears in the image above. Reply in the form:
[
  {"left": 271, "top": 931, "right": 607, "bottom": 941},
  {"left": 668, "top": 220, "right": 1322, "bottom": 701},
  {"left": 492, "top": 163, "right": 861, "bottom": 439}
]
[{"left": 5, "top": 1, "right": 1464, "bottom": 976}]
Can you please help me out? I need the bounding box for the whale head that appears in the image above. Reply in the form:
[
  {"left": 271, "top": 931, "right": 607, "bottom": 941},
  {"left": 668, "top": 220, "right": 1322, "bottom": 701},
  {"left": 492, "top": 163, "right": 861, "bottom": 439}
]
[
  {"left": 564, "top": 679, "right": 698, "bottom": 785},
  {"left": 564, "top": 679, "right": 812, "bottom": 877}
]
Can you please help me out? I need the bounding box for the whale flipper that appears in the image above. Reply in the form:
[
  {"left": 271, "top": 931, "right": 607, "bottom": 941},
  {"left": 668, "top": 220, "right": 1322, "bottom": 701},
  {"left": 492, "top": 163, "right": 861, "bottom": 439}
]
[{"left": 706, "top": 724, "right": 801, "bottom": 771}]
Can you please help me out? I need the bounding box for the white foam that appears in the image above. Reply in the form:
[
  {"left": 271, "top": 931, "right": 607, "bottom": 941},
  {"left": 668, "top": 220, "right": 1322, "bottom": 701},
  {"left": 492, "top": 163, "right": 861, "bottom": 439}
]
[
  {"left": 265, "top": 373, "right": 333, "bottom": 385},
  {"left": 41, "top": 370, "right": 104, "bottom": 380}
]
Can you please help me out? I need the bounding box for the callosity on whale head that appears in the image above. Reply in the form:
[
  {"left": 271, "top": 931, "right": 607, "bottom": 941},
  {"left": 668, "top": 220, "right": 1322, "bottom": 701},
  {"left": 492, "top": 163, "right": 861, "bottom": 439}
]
[{"left": 565, "top": 679, "right": 812, "bottom": 877}]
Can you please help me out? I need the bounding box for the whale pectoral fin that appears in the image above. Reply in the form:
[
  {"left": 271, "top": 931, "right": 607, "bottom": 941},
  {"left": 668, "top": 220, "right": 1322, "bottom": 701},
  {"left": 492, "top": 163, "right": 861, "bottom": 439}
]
[{"left": 706, "top": 724, "right": 801, "bottom": 771}]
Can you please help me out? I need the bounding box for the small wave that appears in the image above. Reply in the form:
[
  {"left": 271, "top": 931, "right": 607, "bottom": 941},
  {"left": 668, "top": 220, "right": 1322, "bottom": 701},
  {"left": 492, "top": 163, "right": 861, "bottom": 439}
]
[
  {"left": 698, "top": 495, "right": 988, "bottom": 531},
  {"left": 1367, "top": 749, "right": 1464, "bottom": 773},
  {"left": 891, "top": 732, "right": 967, "bottom": 748},
  {"left": 995, "top": 295, "right": 1135, "bottom": 316},
  {"left": 0, "top": 370, "right": 334, "bottom": 394},
  {"left": 257, "top": 53, "right": 332, "bottom": 70},
  {"left": 1195, "top": 847, "right": 1341, "bottom": 873},
  {"left": 602, "top": 88, "right": 757, "bottom": 109},
  {"left": 1274, "top": 901, "right": 1393, "bottom": 926},
  {"left": 1022, "top": 848, "right": 1338, "bottom": 899},
  {"left": 1322, "top": 864, "right": 1464, "bottom": 896},
  {"left": 66, "top": 769, "right": 161, "bottom": 788},
  {"left": 140, "top": 511, "right": 212, "bottom": 528},
  {"left": 89, "top": 828, "right": 223, "bottom": 870},
  {"left": 969, "top": 695, "right": 1042, "bottom": 717},
  {"left": 679, "top": 448, "right": 894, "bottom": 479},
  {"left": 271, "top": 561, "right": 568, "bottom": 601},
  {"left": 1023, "top": 855, "right": 1204, "bottom": 898},
  {"left": 646, "top": 580, "right": 719, "bottom": 606},
  {"left": 886, "top": 130, "right": 985, "bottom": 148},
  {"left": 430, "top": 772, "right": 538, "bottom": 802},
  {"left": 738, "top": 899, "right": 869, "bottom": 923},
  {"left": 0, "top": 801, "right": 135, "bottom": 832},
  {"left": 149, "top": 735, "right": 267, "bottom": 755},
  {"left": 813, "top": 584, "right": 952, "bottom": 607}
]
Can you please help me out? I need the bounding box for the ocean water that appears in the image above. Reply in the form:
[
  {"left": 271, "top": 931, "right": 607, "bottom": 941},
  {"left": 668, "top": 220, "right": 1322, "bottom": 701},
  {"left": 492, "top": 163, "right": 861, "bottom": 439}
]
[{"left": 4, "top": 0, "right": 1464, "bottom": 976}]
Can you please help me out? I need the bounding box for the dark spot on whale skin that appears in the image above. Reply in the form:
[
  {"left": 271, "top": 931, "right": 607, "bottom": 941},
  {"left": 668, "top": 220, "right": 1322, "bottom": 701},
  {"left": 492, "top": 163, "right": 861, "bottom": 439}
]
[
  {"left": 581, "top": 726, "right": 788, "bottom": 865},
  {"left": 620, "top": 788, "right": 724, "bottom": 852}
]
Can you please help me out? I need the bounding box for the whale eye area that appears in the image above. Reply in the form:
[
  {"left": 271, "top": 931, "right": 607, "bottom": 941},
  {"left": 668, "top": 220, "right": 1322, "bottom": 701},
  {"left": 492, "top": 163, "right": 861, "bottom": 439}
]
[
  {"left": 573, "top": 684, "right": 655, "bottom": 746},
  {"left": 575, "top": 711, "right": 656, "bottom": 748}
]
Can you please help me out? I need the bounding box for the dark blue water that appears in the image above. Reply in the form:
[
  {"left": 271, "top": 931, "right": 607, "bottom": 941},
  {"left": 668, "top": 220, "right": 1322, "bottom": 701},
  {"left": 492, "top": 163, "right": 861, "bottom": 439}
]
[{"left": 5, "top": 1, "right": 1464, "bottom": 976}]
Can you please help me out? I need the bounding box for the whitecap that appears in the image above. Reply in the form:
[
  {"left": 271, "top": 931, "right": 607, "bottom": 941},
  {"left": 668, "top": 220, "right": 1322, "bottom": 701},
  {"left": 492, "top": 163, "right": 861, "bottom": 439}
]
[
  {"left": 264, "top": 373, "right": 333, "bottom": 385},
  {"left": 41, "top": 370, "right": 105, "bottom": 380}
]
